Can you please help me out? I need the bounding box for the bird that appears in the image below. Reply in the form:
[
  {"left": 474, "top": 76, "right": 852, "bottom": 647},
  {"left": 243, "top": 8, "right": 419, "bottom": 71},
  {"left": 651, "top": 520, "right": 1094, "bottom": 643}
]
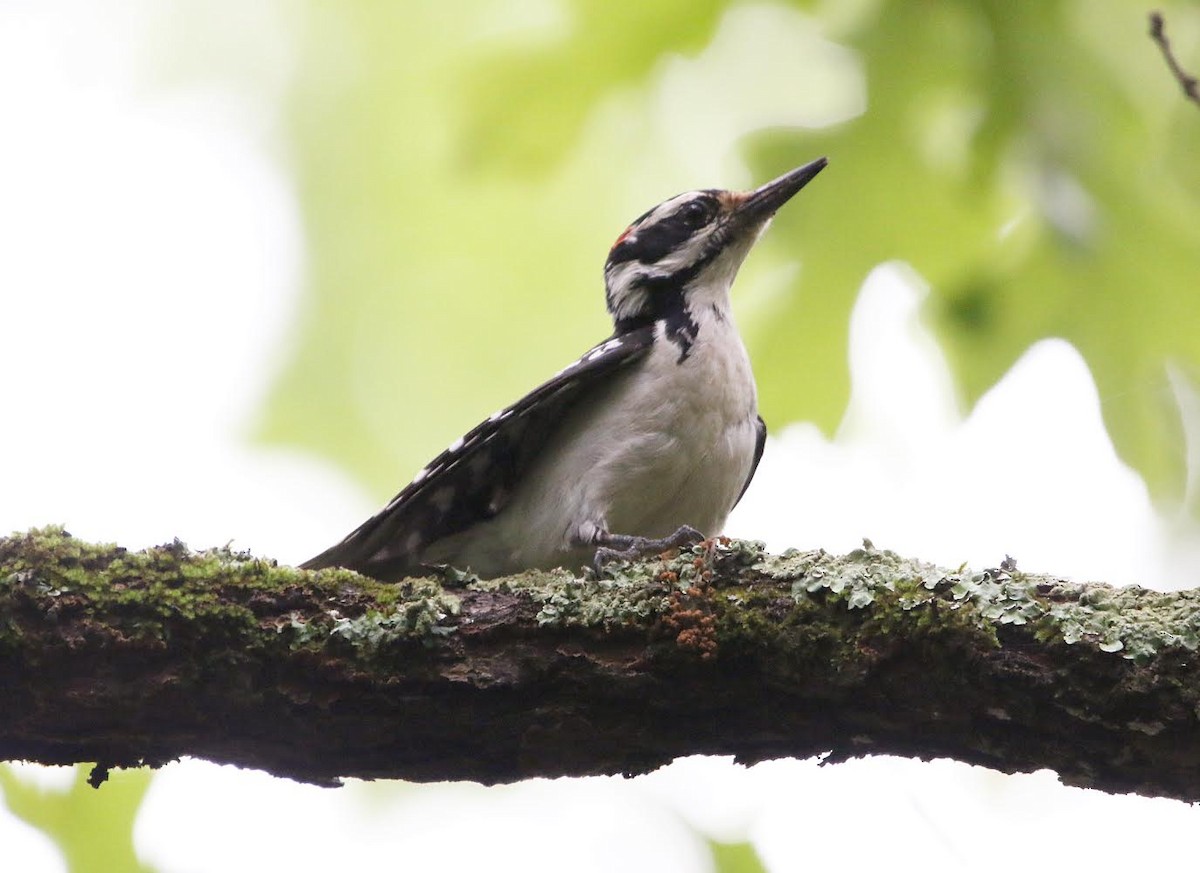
[{"left": 301, "top": 156, "right": 828, "bottom": 581}]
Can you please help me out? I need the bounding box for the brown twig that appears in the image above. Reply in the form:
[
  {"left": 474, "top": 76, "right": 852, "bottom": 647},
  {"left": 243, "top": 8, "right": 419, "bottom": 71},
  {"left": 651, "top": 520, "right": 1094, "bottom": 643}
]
[{"left": 1149, "top": 11, "right": 1200, "bottom": 108}]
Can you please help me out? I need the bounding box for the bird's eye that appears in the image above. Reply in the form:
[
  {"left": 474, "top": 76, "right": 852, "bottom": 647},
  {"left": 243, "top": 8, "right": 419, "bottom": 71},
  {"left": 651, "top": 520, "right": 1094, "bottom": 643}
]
[{"left": 678, "top": 200, "right": 712, "bottom": 229}]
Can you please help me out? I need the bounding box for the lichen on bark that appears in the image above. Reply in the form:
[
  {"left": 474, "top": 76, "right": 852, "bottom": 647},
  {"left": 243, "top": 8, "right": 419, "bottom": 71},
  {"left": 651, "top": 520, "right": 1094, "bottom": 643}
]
[{"left": 2, "top": 526, "right": 1200, "bottom": 800}]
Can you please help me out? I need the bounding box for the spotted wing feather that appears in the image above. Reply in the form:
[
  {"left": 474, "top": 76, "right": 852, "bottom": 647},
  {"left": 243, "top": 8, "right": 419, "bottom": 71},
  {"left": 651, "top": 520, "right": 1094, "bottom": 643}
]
[{"left": 300, "top": 327, "right": 656, "bottom": 580}]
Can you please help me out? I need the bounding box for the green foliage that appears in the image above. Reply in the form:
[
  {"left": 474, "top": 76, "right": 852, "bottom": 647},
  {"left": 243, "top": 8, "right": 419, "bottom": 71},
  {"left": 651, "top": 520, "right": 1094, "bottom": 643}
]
[
  {"left": 460, "top": 0, "right": 730, "bottom": 174},
  {"left": 707, "top": 838, "right": 770, "bottom": 873},
  {"left": 262, "top": 0, "right": 1200, "bottom": 517},
  {"left": 0, "top": 765, "right": 154, "bottom": 873},
  {"left": 751, "top": 0, "right": 1200, "bottom": 507}
]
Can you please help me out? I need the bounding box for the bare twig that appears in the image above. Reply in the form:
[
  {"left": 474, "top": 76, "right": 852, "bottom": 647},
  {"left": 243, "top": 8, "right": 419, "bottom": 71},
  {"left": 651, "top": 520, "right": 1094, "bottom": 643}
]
[{"left": 1150, "top": 11, "right": 1200, "bottom": 108}]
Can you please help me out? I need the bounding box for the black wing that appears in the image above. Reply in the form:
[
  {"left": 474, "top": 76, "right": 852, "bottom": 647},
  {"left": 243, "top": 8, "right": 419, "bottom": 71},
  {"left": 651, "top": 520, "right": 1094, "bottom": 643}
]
[
  {"left": 733, "top": 414, "right": 767, "bottom": 507},
  {"left": 301, "top": 327, "right": 656, "bottom": 580}
]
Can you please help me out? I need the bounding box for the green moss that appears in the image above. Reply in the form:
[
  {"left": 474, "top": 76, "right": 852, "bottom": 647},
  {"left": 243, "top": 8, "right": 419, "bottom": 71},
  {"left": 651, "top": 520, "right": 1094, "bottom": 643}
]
[
  {"left": 471, "top": 559, "right": 677, "bottom": 629},
  {"left": 0, "top": 526, "right": 462, "bottom": 657},
  {"left": 6, "top": 527, "right": 1199, "bottom": 668},
  {"left": 460, "top": 539, "right": 766, "bottom": 630}
]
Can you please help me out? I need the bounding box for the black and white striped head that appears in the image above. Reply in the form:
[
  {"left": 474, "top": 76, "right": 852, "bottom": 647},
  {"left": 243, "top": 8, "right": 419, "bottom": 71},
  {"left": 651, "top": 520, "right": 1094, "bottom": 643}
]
[{"left": 604, "top": 157, "right": 827, "bottom": 334}]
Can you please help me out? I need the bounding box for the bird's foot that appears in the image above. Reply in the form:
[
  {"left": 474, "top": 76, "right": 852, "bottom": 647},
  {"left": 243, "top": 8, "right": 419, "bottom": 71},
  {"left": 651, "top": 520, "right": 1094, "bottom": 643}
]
[{"left": 592, "top": 525, "right": 705, "bottom": 575}]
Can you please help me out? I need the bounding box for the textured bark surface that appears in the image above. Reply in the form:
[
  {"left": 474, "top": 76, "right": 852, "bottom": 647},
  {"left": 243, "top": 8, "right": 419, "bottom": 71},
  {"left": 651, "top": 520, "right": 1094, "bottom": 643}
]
[{"left": 2, "top": 526, "right": 1200, "bottom": 798}]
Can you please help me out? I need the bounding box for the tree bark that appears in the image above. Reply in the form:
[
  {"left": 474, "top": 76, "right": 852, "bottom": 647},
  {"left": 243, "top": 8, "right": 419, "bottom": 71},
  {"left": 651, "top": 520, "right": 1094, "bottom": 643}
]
[{"left": 1, "top": 527, "right": 1198, "bottom": 798}]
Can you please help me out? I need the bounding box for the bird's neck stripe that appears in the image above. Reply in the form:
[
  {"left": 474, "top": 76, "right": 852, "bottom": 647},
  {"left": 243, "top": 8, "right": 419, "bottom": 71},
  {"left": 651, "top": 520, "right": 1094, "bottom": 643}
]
[{"left": 663, "top": 308, "right": 700, "bottom": 362}]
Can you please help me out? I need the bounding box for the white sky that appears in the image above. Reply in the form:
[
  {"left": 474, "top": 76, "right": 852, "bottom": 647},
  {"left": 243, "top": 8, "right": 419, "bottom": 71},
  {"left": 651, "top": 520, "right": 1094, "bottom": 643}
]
[{"left": 3, "top": 3, "right": 1199, "bottom": 872}]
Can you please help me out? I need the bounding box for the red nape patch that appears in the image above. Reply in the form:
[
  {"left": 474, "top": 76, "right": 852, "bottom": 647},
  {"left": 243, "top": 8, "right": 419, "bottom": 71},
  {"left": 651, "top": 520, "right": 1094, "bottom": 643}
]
[{"left": 611, "top": 226, "right": 633, "bottom": 251}]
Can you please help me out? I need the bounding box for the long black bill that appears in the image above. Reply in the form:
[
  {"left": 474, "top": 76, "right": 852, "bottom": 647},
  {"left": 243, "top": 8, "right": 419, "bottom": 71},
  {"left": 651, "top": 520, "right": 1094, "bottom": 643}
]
[{"left": 737, "top": 156, "right": 828, "bottom": 222}]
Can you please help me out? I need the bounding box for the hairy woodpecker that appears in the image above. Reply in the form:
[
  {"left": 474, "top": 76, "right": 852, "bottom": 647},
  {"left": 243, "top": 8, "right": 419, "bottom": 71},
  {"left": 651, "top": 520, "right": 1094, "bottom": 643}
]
[{"left": 302, "top": 157, "right": 828, "bottom": 580}]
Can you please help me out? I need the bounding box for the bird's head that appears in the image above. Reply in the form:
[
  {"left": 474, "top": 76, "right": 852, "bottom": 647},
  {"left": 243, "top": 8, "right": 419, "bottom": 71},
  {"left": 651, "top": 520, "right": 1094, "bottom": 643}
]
[{"left": 604, "top": 157, "right": 827, "bottom": 333}]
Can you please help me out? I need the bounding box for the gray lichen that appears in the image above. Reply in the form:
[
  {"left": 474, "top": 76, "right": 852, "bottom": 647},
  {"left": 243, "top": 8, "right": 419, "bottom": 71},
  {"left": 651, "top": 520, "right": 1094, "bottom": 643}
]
[
  {"left": 754, "top": 539, "right": 1200, "bottom": 664},
  {"left": 5, "top": 526, "right": 1200, "bottom": 796}
]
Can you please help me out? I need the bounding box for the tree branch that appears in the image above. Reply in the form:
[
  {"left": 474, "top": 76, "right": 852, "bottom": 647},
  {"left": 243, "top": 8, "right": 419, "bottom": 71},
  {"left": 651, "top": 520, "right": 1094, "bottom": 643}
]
[
  {"left": 1150, "top": 11, "right": 1200, "bottom": 108},
  {"left": 2, "top": 527, "right": 1199, "bottom": 798}
]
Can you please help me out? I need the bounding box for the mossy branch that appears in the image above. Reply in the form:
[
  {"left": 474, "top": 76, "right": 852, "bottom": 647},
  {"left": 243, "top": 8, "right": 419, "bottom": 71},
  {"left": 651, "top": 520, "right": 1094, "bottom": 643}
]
[{"left": 2, "top": 527, "right": 1199, "bottom": 798}]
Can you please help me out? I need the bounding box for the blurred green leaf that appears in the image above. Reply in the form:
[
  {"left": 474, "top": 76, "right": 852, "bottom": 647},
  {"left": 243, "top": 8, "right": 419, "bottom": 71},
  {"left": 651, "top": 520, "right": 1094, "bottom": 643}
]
[
  {"left": 747, "top": 0, "right": 1200, "bottom": 506},
  {"left": 708, "top": 837, "right": 770, "bottom": 873},
  {"left": 0, "top": 765, "right": 154, "bottom": 873},
  {"left": 459, "top": 0, "right": 728, "bottom": 174}
]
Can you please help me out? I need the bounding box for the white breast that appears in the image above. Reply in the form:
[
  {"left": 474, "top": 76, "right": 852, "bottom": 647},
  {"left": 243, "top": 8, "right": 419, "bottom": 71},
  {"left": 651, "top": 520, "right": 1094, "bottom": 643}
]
[{"left": 432, "top": 307, "right": 759, "bottom": 576}]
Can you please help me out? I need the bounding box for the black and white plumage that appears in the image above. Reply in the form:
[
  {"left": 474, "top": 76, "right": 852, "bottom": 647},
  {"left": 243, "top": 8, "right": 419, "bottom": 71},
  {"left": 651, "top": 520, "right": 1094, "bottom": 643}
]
[{"left": 302, "top": 157, "right": 828, "bottom": 580}]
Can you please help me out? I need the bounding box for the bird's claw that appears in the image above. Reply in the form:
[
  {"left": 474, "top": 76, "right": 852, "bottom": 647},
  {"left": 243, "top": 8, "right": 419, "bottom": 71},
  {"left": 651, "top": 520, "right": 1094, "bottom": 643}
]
[{"left": 592, "top": 525, "right": 706, "bottom": 575}]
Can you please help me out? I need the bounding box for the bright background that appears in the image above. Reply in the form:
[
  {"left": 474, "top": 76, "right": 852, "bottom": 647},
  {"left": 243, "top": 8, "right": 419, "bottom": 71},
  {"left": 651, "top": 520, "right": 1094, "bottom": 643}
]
[{"left": 2, "top": 1, "right": 1199, "bottom": 871}]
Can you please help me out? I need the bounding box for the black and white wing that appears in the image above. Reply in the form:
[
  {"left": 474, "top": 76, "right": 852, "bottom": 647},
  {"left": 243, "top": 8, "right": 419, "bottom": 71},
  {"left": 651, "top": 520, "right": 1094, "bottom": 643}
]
[
  {"left": 734, "top": 414, "right": 767, "bottom": 507},
  {"left": 300, "top": 327, "right": 656, "bottom": 581}
]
